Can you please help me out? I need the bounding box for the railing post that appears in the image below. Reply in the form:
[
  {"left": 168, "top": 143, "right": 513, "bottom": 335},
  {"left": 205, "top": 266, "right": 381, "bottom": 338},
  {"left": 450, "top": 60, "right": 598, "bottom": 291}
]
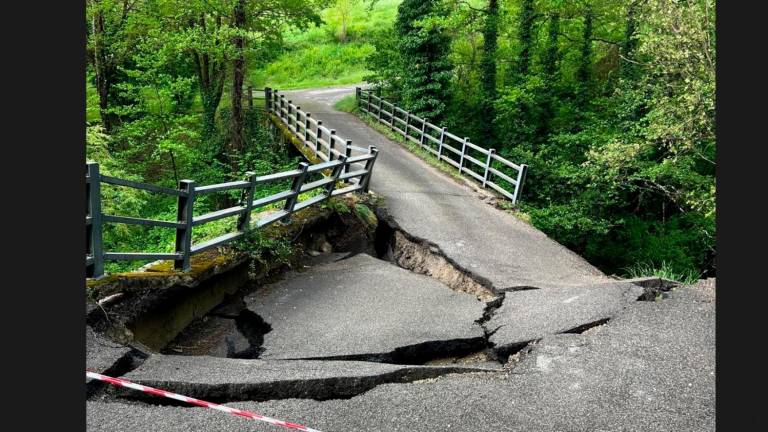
[
  {"left": 283, "top": 162, "right": 309, "bottom": 223},
  {"left": 264, "top": 87, "right": 272, "bottom": 113},
  {"left": 512, "top": 164, "right": 529, "bottom": 204},
  {"left": 325, "top": 155, "right": 346, "bottom": 198},
  {"left": 420, "top": 118, "right": 428, "bottom": 148},
  {"left": 86, "top": 162, "right": 104, "bottom": 279},
  {"left": 404, "top": 112, "right": 411, "bottom": 140},
  {"left": 237, "top": 171, "right": 256, "bottom": 232},
  {"left": 356, "top": 87, "right": 361, "bottom": 105},
  {"left": 274, "top": 90, "right": 280, "bottom": 114},
  {"left": 287, "top": 100, "right": 293, "bottom": 129},
  {"left": 377, "top": 96, "right": 383, "bottom": 121},
  {"left": 304, "top": 112, "right": 312, "bottom": 142},
  {"left": 459, "top": 137, "right": 469, "bottom": 174},
  {"left": 367, "top": 91, "right": 371, "bottom": 113},
  {"left": 360, "top": 147, "right": 379, "bottom": 193},
  {"left": 483, "top": 149, "right": 495, "bottom": 188},
  {"left": 329, "top": 129, "right": 337, "bottom": 160},
  {"left": 247, "top": 86, "right": 253, "bottom": 110},
  {"left": 316, "top": 120, "right": 323, "bottom": 153},
  {"left": 174, "top": 180, "right": 195, "bottom": 272},
  {"left": 280, "top": 95, "right": 285, "bottom": 119},
  {"left": 438, "top": 127, "right": 446, "bottom": 159},
  {"left": 343, "top": 140, "right": 353, "bottom": 175},
  {"left": 390, "top": 106, "right": 395, "bottom": 128}
]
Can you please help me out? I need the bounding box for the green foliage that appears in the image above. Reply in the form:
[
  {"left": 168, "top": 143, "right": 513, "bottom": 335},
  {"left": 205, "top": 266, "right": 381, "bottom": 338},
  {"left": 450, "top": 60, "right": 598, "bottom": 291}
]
[
  {"left": 252, "top": 42, "right": 374, "bottom": 89},
  {"left": 322, "top": 197, "right": 353, "bottom": 214},
  {"left": 354, "top": 203, "right": 378, "bottom": 227},
  {"left": 333, "top": 94, "right": 358, "bottom": 112},
  {"left": 624, "top": 261, "right": 699, "bottom": 286},
  {"left": 364, "top": 0, "right": 715, "bottom": 279},
  {"left": 392, "top": 0, "right": 453, "bottom": 121},
  {"left": 251, "top": 0, "right": 400, "bottom": 90},
  {"left": 233, "top": 229, "right": 296, "bottom": 278}
]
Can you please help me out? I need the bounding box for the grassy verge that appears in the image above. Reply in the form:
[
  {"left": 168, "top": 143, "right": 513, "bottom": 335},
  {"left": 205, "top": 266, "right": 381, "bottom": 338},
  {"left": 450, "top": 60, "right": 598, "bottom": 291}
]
[
  {"left": 333, "top": 94, "right": 358, "bottom": 113},
  {"left": 623, "top": 261, "right": 700, "bottom": 285},
  {"left": 249, "top": 0, "right": 400, "bottom": 90}
]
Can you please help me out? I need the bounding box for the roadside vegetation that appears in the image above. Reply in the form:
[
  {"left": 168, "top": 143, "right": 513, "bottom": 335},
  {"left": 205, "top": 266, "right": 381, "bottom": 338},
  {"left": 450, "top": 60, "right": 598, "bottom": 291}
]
[
  {"left": 249, "top": 0, "right": 400, "bottom": 89},
  {"left": 87, "top": 0, "right": 714, "bottom": 282},
  {"left": 86, "top": 0, "right": 325, "bottom": 272},
  {"left": 359, "top": 0, "right": 715, "bottom": 280}
]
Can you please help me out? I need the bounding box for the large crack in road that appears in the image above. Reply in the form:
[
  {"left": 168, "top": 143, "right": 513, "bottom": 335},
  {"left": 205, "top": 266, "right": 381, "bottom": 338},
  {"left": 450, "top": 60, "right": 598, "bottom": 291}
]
[{"left": 85, "top": 86, "right": 715, "bottom": 432}]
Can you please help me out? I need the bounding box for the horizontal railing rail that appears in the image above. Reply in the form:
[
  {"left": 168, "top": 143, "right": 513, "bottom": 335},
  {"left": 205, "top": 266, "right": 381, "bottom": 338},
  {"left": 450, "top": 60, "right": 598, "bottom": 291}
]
[
  {"left": 86, "top": 148, "right": 378, "bottom": 279},
  {"left": 355, "top": 87, "right": 528, "bottom": 203}
]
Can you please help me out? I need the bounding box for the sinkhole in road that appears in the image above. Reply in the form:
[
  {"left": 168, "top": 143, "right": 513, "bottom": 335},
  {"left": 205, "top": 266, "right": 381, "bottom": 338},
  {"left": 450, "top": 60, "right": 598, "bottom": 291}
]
[{"left": 159, "top": 204, "right": 510, "bottom": 365}]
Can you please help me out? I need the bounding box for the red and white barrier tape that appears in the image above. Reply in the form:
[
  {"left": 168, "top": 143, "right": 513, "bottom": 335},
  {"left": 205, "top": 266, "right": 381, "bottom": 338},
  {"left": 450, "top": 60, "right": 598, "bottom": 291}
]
[{"left": 86, "top": 371, "right": 322, "bottom": 432}]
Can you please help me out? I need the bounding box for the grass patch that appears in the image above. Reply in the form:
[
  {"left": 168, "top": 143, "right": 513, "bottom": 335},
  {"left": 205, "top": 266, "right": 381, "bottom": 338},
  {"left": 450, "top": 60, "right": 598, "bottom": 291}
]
[
  {"left": 251, "top": 42, "right": 374, "bottom": 90},
  {"left": 333, "top": 94, "right": 358, "bottom": 112},
  {"left": 623, "top": 261, "right": 700, "bottom": 285},
  {"left": 249, "top": 0, "right": 401, "bottom": 90}
]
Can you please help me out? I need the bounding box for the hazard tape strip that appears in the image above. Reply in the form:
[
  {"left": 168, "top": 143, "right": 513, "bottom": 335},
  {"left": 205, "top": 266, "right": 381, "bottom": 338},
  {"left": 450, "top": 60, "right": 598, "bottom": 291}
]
[{"left": 86, "top": 371, "right": 322, "bottom": 432}]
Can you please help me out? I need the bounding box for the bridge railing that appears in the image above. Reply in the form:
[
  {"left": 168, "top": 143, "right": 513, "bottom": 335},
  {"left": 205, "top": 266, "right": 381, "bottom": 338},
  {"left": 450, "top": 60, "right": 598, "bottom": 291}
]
[
  {"left": 355, "top": 87, "right": 528, "bottom": 204},
  {"left": 264, "top": 87, "right": 373, "bottom": 177},
  {"left": 86, "top": 150, "right": 378, "bottom": 279}
]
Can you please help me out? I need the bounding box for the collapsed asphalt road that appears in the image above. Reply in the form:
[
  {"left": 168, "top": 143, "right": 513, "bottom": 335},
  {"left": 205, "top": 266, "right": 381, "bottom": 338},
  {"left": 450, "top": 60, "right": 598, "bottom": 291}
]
[{"left": 86, "top": 85, "right": 715, "bottom": 431}]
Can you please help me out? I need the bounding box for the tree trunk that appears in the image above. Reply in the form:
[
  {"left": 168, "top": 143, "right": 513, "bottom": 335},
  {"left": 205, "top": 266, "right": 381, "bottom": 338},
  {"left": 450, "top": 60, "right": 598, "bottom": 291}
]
[
  {"left": 517, "top": 0, "right": 535, "bottom": 78},
  {"left": 621, "top": 0, "right": 640, "bottom": 79},
  {"left": 91, "top": 0, "right": 118, "bottom": 132},
  {"left": 229, "top": 0, "right": 247, "bottom": 158},
  {"left": 479, "top": 0, "right": 499, "bottom": 146}
]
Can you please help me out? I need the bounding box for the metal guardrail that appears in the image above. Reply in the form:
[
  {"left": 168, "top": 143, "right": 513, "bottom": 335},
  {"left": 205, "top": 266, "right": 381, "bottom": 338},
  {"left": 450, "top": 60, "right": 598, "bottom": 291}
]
[
  {"left": 86, "top": 150, "right": 378, "bottom": 279},
  {"left": 355, "top": 87, "right": 528, "bottom": 203}
]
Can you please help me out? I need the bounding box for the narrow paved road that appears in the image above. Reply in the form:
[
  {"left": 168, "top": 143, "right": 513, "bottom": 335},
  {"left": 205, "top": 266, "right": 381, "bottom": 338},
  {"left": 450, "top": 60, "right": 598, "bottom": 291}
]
[
  {"left": 280, "top": 85, "right": 607, "bottom": 291},
  {"left": 85, "top": 86, "right": 715, "bottom": 432}
]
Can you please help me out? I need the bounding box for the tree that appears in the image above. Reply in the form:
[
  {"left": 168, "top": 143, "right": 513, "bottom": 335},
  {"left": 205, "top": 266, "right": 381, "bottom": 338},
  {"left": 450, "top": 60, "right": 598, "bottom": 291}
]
[
  {"left": 395, "top": 0, "right": 453, "bottom": 121},
  {"left": 226, "top": 0, "right": 320, "bottom": 158},
  {"left": 479, "top": 0, "right": 499, "bottom": 147},
  {"left": 86, "top": 0, "right": 144, "bottom": 132},
  {"left": 229, "top": 0, "right": 247, "bottom": 154},
  {"left": 516, "top": 0, "right": 536, "bottom": 79},
  {"left": 575, "top": 6, "right": 594, "bottom": 109},
  {"left": 333, "top": 0, "right": 360, "bottom": 43}
]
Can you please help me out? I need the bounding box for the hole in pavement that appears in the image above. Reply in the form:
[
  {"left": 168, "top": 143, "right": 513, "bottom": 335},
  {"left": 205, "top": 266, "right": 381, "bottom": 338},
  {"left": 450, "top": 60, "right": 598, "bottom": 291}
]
[
  {"left": 294, "top": 337, "right": 489, "bottom": 365},
  {"left": 494, "top": 340, "right": 536, "bottom": 366},
  {"left": 561, "top": 318, "right": 611, "bottom": 334},
  {"left": 131, "top": 203, "right": 506, "bottom": 368},
  {"left": 635, "top": 278, "right": 678, "bottom": 301},
  {"left": 86, "top": 347, "right": 149, "bottom": 399},
  {"left": 373, "top": 207, "right": 498, "bottom": 302},
  {"left": 500, "top": 286, "right": 541, "bottom": 292},
  {"left": 112, "top": 362, "right": 501, "bottom": 406}
]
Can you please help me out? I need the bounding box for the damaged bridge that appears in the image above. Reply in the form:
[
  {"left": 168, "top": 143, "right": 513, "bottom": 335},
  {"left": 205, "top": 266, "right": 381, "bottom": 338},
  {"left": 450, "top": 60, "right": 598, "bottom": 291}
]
[{"left": 86, "top": 85, "right": 715, "bottom": 432}]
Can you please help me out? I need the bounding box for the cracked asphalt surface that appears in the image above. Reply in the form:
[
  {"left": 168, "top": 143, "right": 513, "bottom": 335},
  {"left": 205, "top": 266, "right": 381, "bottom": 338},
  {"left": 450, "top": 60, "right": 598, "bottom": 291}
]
[
  {"left": 86, "top": 85, "right": 716, "bottom": 431},
  {"left": 278, "top": 86, "right": 608, "bottom": 290},
  {"left": 87, "top": 282, "right": 715, "bottom": 431},
  {"left": 246, "top": 253, "right": 486, "bottom": 360}
]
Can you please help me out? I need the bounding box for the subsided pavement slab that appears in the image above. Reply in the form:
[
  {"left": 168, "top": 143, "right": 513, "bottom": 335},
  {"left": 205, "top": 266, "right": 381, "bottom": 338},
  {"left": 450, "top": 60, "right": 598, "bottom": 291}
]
[
  {"left": 87, "top": 283, "right": 714, "bottom": 432},
  {"left": 245, "top": 253, "right": 486, "bottom": 360},
  {"left": 488, "top": 281, "right": 644, "bottom": 350},
  {"left": 279, "top": 86, "right": 609, "bottom": 291}
]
